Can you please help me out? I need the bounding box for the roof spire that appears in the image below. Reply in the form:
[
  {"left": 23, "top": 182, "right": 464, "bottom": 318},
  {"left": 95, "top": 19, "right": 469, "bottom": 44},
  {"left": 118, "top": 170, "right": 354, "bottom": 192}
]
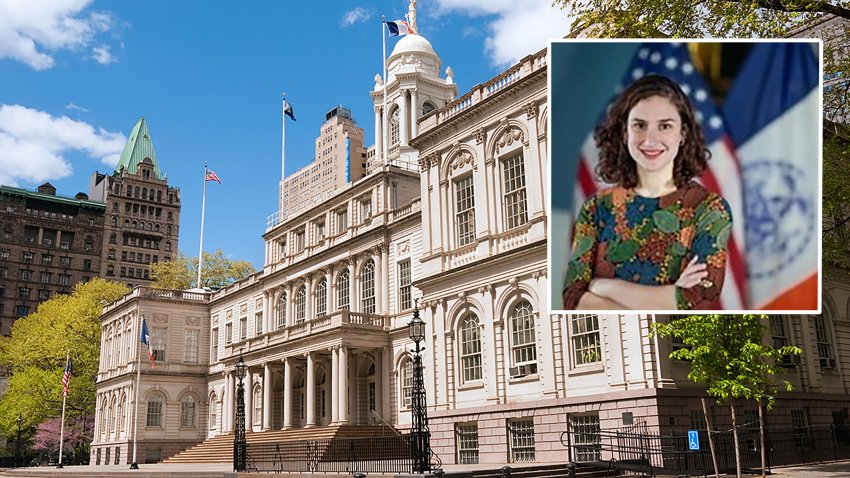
[{"left": 113, "top": 117, "right": 164, "bottom": 179}]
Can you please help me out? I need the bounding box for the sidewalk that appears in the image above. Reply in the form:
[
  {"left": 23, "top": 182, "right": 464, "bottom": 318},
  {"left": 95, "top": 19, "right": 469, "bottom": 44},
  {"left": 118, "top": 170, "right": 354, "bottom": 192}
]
[{"left": 770, "top": 460, "right": 850, "bottom": 477}]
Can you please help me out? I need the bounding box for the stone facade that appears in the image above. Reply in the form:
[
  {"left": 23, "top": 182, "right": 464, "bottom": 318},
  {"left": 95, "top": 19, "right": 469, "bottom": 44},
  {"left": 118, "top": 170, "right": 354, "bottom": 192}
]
[{"left": 0, "top": 183, "right": 105, "bottom": 335}]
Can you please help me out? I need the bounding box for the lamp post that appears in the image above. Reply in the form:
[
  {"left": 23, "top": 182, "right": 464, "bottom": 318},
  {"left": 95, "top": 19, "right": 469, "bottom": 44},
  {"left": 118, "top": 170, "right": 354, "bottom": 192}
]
[
  {"left": 15, "top": 415, "right": 22, "bottom": 468},
  {"left": 408, "top": 302, "right": 431, "bottom": 473},
  {"left": 233, "top": 351, "right": 247, "bottom": 472}
]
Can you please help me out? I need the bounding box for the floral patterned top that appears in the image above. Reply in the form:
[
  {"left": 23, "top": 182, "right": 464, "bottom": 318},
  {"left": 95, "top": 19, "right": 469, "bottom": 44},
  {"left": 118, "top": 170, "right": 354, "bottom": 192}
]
[{"left": 563, "top": 181, "right": 732, "bottom": 310}]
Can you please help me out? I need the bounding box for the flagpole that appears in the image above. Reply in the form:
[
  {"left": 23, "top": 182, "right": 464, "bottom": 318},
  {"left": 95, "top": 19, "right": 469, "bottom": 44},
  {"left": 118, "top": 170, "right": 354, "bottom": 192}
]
[
  {"left": 280, "top": 93, "right": 287, "bottom": 216},
  {"left": 197, "top": 163, "right": 208, "bottom": 288},
  {"left": 130, "top": 313, "right": 143, "bottom": 469},
  {"left": 382, "top": 16, "right": 388, "bottom": 166},
  {"left": 57, "top": 351, "right": 69, "bottom": 468}
]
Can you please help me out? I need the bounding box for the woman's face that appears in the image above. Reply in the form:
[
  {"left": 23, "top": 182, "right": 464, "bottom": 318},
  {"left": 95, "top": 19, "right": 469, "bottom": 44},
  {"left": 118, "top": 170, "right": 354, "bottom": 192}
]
[{"left": 626, "top": 95, "right": 684, "bottom": 178}]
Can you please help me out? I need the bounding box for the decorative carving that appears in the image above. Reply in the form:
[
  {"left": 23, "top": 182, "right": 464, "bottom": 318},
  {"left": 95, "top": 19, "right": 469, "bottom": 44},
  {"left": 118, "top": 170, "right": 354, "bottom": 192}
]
[
  {"left": 374, "top": 73, "right": 383, "bottom": 88},
  {"left": 445, "top": 66, "right": 454, "bottom": 81},
  {"left": 524, "top": 101, "right": 539, "bottom": 119},
  {"left": 508, "top": 277, "right": 519, "bottom": 289},
  {"left": 226, "top": 309, "right": 233, "bottom": 320},
  {"left": 477, "top": 284, "right": 492, "bottom": 295},
  {"left": 473, "top": 128, "right": 486, "bottom": 145},
  {"left": 398, "top": 240, "right": 410, "bottom": 255},
  {"left": 418, "top": 156, "right": 430, "bottom": 172},
  {"left": 186, "top": 316, "right": 200, "bottom": 326},
  {"left": 428, "top": 152, "right": 440, "bottom": 167},
  {"left": 255, "top": 298, "right": 263, "bottom": 309},
  {"left": 240, "top": 303, "right": 248, "bottom": 316},
  {"left": 495, "top": 126, "right": 525, "bottom": 155},
  {"left": 153, "top": 313, "right": 168, "bottom": 323},
  {"left": 449, "top": 150, "right": 474, "bottom": 171},
  {"left": 458, "top": 291, "right": 467, "bottom": 301}
]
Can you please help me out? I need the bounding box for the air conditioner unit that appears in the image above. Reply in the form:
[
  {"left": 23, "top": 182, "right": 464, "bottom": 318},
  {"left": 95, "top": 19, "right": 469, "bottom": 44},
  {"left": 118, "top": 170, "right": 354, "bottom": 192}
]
[{"left": 509, "top": 363, "right": 538, "bottom": 378}]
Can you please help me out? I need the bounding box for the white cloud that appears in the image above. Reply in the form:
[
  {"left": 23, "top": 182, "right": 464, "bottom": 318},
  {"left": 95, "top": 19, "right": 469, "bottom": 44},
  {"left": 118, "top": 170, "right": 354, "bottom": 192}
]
[
  {"left": 340, "top": 7, "right": 372, "bottom": 27},
  {"left": 0, "top": 104, "right": 126, "bottom": 187},
  {"left": 65, "top": 102, "right": 91, "bottom": 113},
  {"left": 0, "top": 0, "right": 116, "bottom": 70},
  {"left": 432, "top": 0, "right": 571, "bottom": 66},
  {"left": 91, "top": 44, "right": 113, "bottom": 64}
]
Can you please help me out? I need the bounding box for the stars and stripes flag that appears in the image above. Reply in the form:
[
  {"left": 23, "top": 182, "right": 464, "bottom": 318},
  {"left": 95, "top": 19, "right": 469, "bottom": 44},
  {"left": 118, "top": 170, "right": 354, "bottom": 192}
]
[
  {"left": 205, "top": 169, "right": 221, "bottom": 184},
  {"left": 61, "top": 356, "right": 72, "bottom": 398},
  {"left": 721, "top": 43, "right": 819, "bottom": 310},
  {"left": 575, "top": 42, "right": 747, "bottom": 309},
  {"left": 140, "top": 317, "right": 156, "bottom": 368}
]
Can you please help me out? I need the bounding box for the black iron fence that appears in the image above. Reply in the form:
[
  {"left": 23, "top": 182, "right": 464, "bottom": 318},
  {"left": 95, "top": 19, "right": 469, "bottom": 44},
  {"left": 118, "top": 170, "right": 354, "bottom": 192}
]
[
  {"left": 561, "top": 424, "right": 850, "bottom": 477},
  {"left": 245, "top": 434, "right": 414, "bottom": 474}
]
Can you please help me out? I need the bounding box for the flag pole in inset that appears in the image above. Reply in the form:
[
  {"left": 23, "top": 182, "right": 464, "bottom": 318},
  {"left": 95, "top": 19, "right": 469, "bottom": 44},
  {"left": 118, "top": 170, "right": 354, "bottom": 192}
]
[
  {"left": 382, "top": 16, "right": 388, "bottom": 166},
  {"left": 57, "top": 351, "right": 70, "bottom": 468},
  {"left": 197, "top": 163, "right": 208, "bottom": 288}
]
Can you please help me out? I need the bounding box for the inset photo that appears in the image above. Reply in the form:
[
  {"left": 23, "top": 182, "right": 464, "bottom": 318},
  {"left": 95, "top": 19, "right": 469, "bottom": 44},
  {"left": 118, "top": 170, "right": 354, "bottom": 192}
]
[{"left": 548, "top": 40, "right": 821, "bottom": 313}]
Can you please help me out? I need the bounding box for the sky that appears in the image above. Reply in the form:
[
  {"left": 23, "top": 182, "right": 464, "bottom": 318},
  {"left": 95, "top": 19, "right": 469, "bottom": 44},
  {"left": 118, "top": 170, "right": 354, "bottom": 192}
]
[{"left": 0, "top": 0, "right": 572, "bottom": 270}]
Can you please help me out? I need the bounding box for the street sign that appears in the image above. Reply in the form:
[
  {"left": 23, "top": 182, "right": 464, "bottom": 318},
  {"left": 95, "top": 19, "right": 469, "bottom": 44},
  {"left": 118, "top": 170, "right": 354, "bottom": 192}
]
[{"left": 688, "top": 430, "right": 700, "bottom": 451}]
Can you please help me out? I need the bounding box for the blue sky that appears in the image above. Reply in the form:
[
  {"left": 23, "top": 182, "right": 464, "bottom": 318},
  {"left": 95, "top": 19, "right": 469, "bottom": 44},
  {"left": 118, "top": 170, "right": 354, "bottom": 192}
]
[{"left": 0, "top": 0, "right": 571, "bottom": 270}]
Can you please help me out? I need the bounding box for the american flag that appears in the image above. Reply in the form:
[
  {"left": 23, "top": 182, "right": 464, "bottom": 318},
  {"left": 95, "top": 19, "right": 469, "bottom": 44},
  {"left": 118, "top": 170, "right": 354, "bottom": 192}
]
[
  {"left": 205, "top": 169, "right": 222, "bottom": 184},
  {"left": 61, "top": 357, "right": 71, "bottom": 398},
  {"left": 575, "top": 42, "right": 747, "bottom": 309}
]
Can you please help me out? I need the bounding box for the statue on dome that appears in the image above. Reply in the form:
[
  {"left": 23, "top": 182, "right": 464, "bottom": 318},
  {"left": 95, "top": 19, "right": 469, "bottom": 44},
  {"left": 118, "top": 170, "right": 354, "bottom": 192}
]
[
  {"left": 408, "top": 0, "right": 418, "bottom": 33},
  {"left": 374, "top": 73, "right": 383, "bottom": 89}
]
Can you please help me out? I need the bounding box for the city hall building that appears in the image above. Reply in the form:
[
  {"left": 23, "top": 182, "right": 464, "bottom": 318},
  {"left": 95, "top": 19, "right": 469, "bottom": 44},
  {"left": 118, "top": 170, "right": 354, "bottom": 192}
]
[{"left": 91, "top": 10, "right": 850, "bottom": 467}]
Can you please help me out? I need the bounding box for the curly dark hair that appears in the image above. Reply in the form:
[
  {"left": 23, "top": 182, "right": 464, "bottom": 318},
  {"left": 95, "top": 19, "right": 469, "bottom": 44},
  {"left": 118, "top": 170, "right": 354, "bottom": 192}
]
[{"left": 594, "top": 74, "right": 710, "bottom": 189}]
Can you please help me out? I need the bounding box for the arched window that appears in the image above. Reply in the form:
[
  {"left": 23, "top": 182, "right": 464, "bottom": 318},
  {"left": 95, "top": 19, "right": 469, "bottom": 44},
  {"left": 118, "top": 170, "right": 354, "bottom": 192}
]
[
  {"left": 209, "top": 392, "right": 218, "bottom": 430},
  {"left": 390, "top": 107, "right": 400, "bottom": 145},
  {"left": 253, "top": 387, "right": 263, "bottom": 426},
  {"left": 108, "top": 397, "right": 116, "bottom": 436},
  {"left": 316, "top": 278, "right": 327, "bottom": 318},
  {"left": 146, "top": 393, "right": 164, "bottom": 427},
  {"left": 510, "top": 300, "right": 536, "bottom": 368},
  {"left": 277, "top": 293, "right": 287, "bottom": 328},
  {"left": 117, "top": 395, "right": 125, "bottom": 433},
  {"left": 111, "top": 217, "right": 117, "bottom": 227},
  {"left": 422, "top": 101, "right": 436, "bottom": 116},
  {"left": 296, "top": 286, "right": 306, "bottom": 323},
  {"left": 100, "top": 402, "right": 107, "bottom": 436},
  {"left": 180, "top": 395, "right": 196, "bottom": 428},
  {"left": 460, "top": 314, "right": 482, "bottom": 382},
  {"left": 401, "top": 359, "right": 413, "bottom": 408},
  {"left": 361, "top": 260, "right": 375, "bottom": 314},
  {"left": 337, "top": 269, "right": 350, "bottom": 310}
]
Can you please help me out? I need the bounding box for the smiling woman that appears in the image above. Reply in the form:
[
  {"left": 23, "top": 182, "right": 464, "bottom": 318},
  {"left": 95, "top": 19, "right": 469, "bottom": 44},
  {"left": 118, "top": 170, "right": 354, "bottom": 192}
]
[{"left": 562, "top": 74, "right": 732, "bottom": 311}]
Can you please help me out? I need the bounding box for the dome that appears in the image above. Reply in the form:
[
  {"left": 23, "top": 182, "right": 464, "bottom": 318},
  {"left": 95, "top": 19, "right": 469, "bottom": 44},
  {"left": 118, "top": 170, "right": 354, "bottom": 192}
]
[{"left": 389, "top": 34, "right": 437, "bottom": 60}]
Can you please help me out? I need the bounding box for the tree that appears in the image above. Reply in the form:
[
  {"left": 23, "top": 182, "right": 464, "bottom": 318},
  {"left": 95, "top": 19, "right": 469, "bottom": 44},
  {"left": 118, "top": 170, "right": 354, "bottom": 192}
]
[
  {"left": 556, "top": 0, "right": 850, "bottom": 38},
  {"left": 824, "top": 122, "right": 850, "bottom": 270},
  {"left": 150, "top": 249, "right": 255, "bottom": 290},
  {"left": 0, "top": 279, "right": 129, "bottom": 446},
  {"left": 651, "top": 314, "right": 801, "bottom": 478},
  {"left": 31, "top": 415, "right": 94, "bottom": 463}
]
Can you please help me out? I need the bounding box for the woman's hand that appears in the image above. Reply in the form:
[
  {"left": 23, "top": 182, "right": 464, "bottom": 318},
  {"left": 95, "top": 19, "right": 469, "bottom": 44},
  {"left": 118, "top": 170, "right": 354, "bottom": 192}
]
[{"left": 675, "top": 256, "right": 708, "bottom": 289}]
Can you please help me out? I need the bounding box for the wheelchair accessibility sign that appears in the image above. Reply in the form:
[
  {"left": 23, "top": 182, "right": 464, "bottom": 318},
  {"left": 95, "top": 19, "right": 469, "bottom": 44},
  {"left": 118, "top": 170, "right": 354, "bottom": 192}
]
[{"left": 688, "top": 430, "right": 700, "bottom": 450}]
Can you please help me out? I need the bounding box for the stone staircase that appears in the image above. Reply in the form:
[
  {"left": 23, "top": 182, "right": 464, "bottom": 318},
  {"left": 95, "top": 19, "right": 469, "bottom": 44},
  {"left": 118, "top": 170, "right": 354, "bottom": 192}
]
[{"left": 164, "top": 424, "right": 394, "bottom": 464}]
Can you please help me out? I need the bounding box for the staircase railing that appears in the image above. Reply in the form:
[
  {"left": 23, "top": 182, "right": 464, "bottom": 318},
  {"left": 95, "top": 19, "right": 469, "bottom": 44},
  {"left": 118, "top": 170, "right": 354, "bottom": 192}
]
[{"left": 371, "top": 410, "right": 402, "bottom": 437}]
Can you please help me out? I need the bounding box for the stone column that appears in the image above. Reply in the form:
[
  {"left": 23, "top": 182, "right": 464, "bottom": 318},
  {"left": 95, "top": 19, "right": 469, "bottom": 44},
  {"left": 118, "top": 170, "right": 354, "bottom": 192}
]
[
  {"left": 272, "top": 289, "right": 281, "bottom": 331},
  {"left": 283, "top": 357, "right": 293, "bottom": 429},
  {"left": 399, "top": 92, "right": 409, "bottom": 147},
  {"left": 374, "top": 106, "right": 383, "bottom": 163},
  {"left": 306, "top": 352, "right": 316, "bottom": 427},
  {"left": 331, "top": 347, "right": 339, "bottom": 423},
  {"left": 244, "top": 369, "right": 253, "bottom": 432},
  {"left": 262, "top": 292, "right": 270, "bottom": 334},
  {"left": 381, "top": 346, "right": 391, "bottom": 420},
  {"left": 285, "top": 284, "right": 293, "bottom": 327},
  {"left": 263, "top": 363, "right": 272, "bottom": 431},
  {"left": 306, "top": 276, "right": 314, "bottom": 322},
  {"left": 381, "top": 245, "right": 390, "bottom": 314},
  {"left": 339, "top": 344, "right": 349, "bottom": 424},
  {"left": 374, "top": 349, "right": 383, "bottom": 423},
  {"left": 351, "top": 259, "right": 360, "bottom": 313},
  {"left": 410, "top": 89, "right": 418, "bottom": 138},
  {"left": 374, "top": 248, "right": 383, "bottom": 315},
  {"left": 225, "top": 373, "right": 235, "bottom": 432}
]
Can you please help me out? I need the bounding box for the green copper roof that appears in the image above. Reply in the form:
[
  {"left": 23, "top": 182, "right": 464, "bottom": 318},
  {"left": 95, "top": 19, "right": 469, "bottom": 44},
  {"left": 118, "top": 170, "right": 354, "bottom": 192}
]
[{"left": 114, "top": 117, "right": 164, "bottom": 179}]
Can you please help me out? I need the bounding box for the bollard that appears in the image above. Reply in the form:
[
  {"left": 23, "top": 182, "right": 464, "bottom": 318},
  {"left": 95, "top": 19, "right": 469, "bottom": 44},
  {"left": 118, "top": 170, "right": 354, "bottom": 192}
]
[
  {"left": 566, "top": 462, "right": 576, "bottom": 478},
  {"left": 434, "top": 468, "right": 445, "bottom": 478},
  {"left": 500, "top": 465, "right": 512, "bottom": 478},
  {"left": 353, "top": 472, "right": 367, "bottom": 478}
]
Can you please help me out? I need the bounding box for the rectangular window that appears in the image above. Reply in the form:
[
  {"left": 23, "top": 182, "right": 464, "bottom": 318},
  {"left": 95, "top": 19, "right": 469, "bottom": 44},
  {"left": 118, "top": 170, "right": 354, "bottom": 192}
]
[
  {"left": 570, "top": 414, "right": 601, "bottom": 461},
  {"left": 456, "top": 423, "right": 480, "bottom": 464},
  {"left": 688, "top": 409, "right": 707, "bottom": 431},
  {"left": 20, "top": 269, "right": 32, "bottom": 281},
  {"left": 240, "top": 316, "right": 247, "bottom": 341},
  {"left": 40, "top": 272, "right": 51, "bottom": 284},
  {"left": 60, "top": 256, "right": 70, "bottom": 268},
  {"left": 59, "top": 274, "right": 70, "bottom": 286},
  {"left": 151, "top": 328, "right": 167, "bottom": 362},
  {"left": 336, "top": 208, "right": 348, "bottom": 234},
  {"left": 16, "top": 305, "right": 30, "bottom": 317},
  {"left": 455, "top": 175, "right": 476, "bottom": 246},
  {"left": 22, "top": 251, "right": 34, "bottom": 262},
  {"left": 255, "top": 312, "right": 263, "bottom": 336},
  {"left": 146, "top": 400, "right": 162, "bottom": 427},
  {"left": 0, "top": 267, "right": 6, "bottom": 278},
  {"left": 571, "top": 314, "right": 601, "bottom": 366},
  {"left": 792, "top": 409, "right": 811, "bottom": 449},
  {"left": 184, "top": 329, "right": 199, "bottom": 363},
  {"left": 0, "top": 248, "right": 9, "bottom": 259},
  {"left": 360, "top": 197, "right": 372, "bottom": 221},
  {"left": 508, "top": 419, "right": 535, "bottom": 463},
  {"left": 42, "top": 254, "right": 53, "bottom": 265},
  {"left": 814, "top": 315, "right": 835, "bottom": 368},
  {"left": 503, "top": 153, "right": 528, "bottom": 229},
  {"left": 211, "top": 328, "right": 219, "bottom": 362},
  {"left": 316, "top": 220, "right": 325, "bottom": 240},
  {"left": 225, "top": 323, "right": 233, "bottom": 344},
  {"left": 295, "top": 229, "right": 305, "bottom": 253},
  {"left": 18, "top": 287, "right": 30, "bottom": 299},
  {"left": 398, "top": 260, "right": 412, "bottom": 311}
]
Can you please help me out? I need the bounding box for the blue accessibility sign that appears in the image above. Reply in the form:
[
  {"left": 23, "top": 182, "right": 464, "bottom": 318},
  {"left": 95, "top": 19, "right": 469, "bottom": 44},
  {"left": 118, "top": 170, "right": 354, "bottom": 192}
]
[{"left": 688, "top": 430, "right": 700, "bottom": 451}]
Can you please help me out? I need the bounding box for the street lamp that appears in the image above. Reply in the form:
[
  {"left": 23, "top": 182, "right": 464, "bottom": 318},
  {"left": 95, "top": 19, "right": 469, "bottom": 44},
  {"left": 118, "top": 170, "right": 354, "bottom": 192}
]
[
  {"left": 15, "top": 415, "right": 22, "bottom": 468},
  {"left": 408, "top": 302, "right": 431, "bottom": 473},
  {"left": 233, "top": 351, "right": 247, "bottom": 472}
]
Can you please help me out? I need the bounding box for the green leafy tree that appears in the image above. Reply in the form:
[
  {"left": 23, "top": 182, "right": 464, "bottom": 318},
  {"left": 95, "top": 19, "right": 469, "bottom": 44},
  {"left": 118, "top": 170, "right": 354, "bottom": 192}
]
[
  {"left": 150, "top": 249, "right": 255, "bottom": 290},
  {"left": 0, "top": 279, "right": 129, "bottom": 443},
  {"left": 824, "top": 123, "right": 850, "bottom": 270},
  {"left": 651, "top": 314, "right": 802, "bottom": 478}
]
